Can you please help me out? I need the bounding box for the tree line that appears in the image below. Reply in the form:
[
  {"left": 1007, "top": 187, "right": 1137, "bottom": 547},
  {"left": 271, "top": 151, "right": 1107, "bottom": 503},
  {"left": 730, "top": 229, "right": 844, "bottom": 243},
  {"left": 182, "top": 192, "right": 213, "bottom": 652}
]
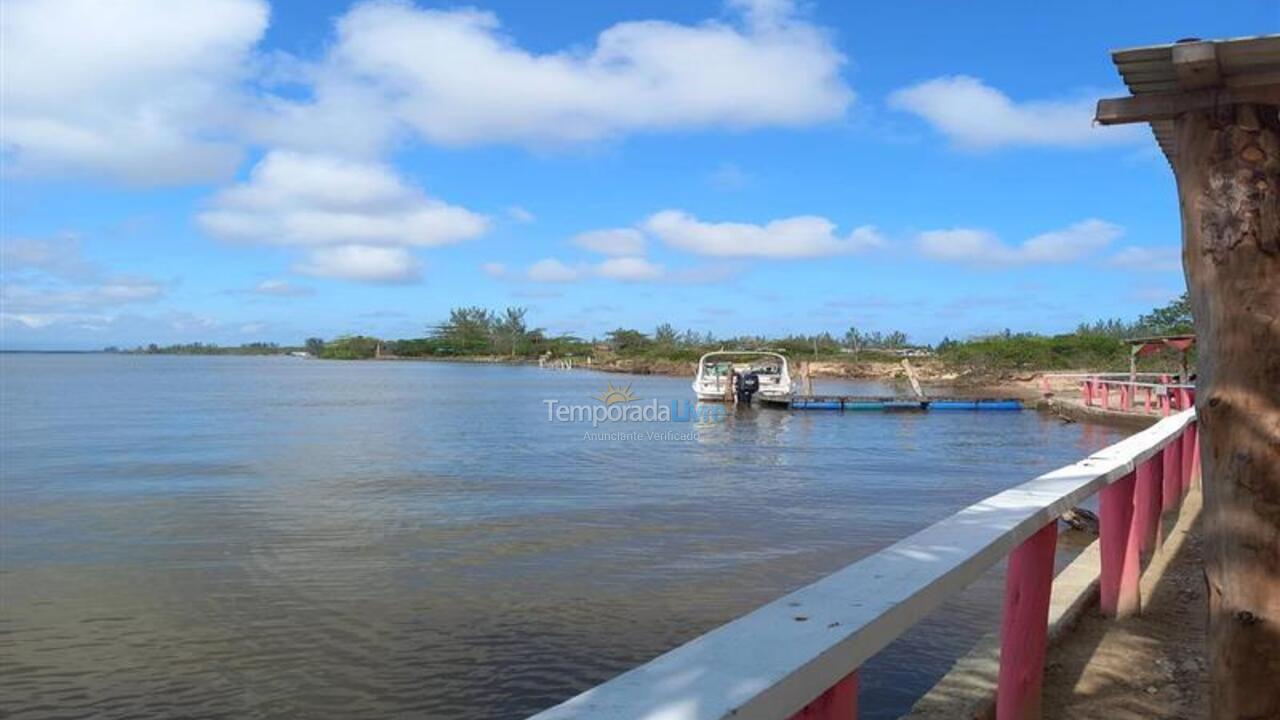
[{"left": 120, "top": 293, "right": 1195, "bottom": 371}]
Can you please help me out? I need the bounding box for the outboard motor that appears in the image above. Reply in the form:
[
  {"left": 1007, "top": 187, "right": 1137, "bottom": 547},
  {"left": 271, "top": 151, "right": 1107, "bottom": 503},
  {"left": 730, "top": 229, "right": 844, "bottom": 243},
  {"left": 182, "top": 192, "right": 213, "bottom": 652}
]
[{"left": 736, "top": 371, "right": 760, "bottom": 404}]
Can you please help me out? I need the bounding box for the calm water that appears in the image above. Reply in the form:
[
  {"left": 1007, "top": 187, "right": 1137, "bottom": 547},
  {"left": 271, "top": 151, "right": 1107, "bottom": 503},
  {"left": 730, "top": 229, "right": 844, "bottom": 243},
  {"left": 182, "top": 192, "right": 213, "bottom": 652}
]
[{"left": 0, "top": 355, "right": 1126, "bottom": 719}]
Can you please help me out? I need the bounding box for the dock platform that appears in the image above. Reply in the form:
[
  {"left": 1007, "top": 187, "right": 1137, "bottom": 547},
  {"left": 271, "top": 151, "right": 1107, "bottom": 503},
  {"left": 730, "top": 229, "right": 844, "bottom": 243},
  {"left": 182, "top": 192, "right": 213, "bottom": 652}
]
[{"left": 783, "top": 396, "right": 1023, "bottom": 411}]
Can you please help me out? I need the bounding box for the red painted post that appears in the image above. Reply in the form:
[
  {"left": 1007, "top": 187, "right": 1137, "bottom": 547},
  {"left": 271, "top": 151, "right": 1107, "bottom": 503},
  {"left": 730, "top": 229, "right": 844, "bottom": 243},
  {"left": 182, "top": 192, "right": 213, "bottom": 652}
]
[
  {"left": 789, "top": 672, "right": 858, "bottom": 720},
  {"left": 1160, "top": 375, "right": 1171, "bottom": 416},
  {"left": 1191, "top": 427, "right": 1202, "bottom": 487},
  {"left": 997, "top": 522, "right": 1058, "bottom": 720},
  {"left": 1099, "top": 472, "right": 1140, "bottom": 617},
  {"left": 1162, "top": 435, "right": 1183, "bottom": 511},
  {"left": 1100, "top": 382, "right": 1110, "bottom": 410},
  {"left": 1134, "top": 456, "right": 1163, "bottom": 555},
  {"left": 1121, "top": 384, "right": 1131, "bottom": 412},
  {"left": 1081, "top": 380, "right": 1092, "bottom": 407},
  {"left": 1181, "top": 424, "right": 1196, "bottom": 494}
]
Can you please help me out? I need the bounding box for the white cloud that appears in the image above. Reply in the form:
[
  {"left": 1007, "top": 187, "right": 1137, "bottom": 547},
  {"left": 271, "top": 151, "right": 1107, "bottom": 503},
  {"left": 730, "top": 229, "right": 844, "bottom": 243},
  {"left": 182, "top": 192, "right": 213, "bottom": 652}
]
[
  {"left": 1109, "top": 246, "right": 1181, "bottom": 272},
  {"left": 917, "top": 219, "right": 1123, "bottom": 266},
  {"left": 199, "top": 151, "right": 488, "bottom": 247},
  {"left": 1, "top": 234, "right": 96, "bottom": 280},
  {"left": 1, "top": 235, "right": 167, "bottom": 318},
  {"left": 526, "top": 258, "right": 584, "bottom": 283},
  {"left": 1, "top": 0, "right": 267, "bottom": 184},
  {"left": 571, "top": 228, "right": 647, "bottom": 256},
  {"left": 596, "top": 256, "right": 665, "bottom": 282},
  {"left": 198, "top": 151, "right": 487, "bottom": 284},
  {"left": 260, "top": 0, "right": 850, "bottom": 151},
  {"left": 888, "top": 75, "right": 1142, "bottom": 150},
  {"left": 248, "top": 279, "right": 314, "bottom": 297},
  {"left": 643, "top": 210, "right": 885, "bottom": 258},
  {"left": 481, "top": 262, "right": 509, "bottom": 278},
  {"left": 294, "top": 245, "right": 420, "bottom": 284},
  {"left": 506, "top": 206, "right": 537, "bottom": 224}
]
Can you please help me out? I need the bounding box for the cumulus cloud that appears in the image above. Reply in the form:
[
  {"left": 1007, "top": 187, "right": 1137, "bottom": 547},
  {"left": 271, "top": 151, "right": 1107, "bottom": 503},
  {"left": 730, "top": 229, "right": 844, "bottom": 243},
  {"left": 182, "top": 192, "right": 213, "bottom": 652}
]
[
  {"left": 643, "top": 210, "right": 885, "bottom": 258},
  {"left": 294, "top": 245, "right": 421, "bottom": 284},
  {"left": 1, "top": 0, "right": 267, "bottom": 184},
  {"left": 888, "top": 75, "right": 1142, "bottom": 150},
  {"left": 1109, "top": 246, "right": 1181, "bottom": 272},
  {"left": 917, "top": 219, "right": 1123, "bottom": 266},
  {"left": 199, "top": 151, "right": 488, "bottom": 247},
  {"left": 258, "top": 0, "right": 850, "bottom": 152},
  {"left": 571, "top": 228, "right": 647, "bottom": 256},
  {"left": 595, "top": 256, "right": 665, "bottom": 281},
  {"left": 197, "top": 151, "right": 487, "bottom": 283},
  {"left": 526, "top": 258, "right": 584, "bottom": 283}
]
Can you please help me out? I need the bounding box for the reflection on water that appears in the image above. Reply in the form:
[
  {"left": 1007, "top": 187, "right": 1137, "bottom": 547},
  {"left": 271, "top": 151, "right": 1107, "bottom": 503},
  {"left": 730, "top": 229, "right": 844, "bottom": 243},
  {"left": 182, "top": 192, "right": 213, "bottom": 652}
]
[{"left": 0, "top": 355, "right": 1126, "bottom": 719}]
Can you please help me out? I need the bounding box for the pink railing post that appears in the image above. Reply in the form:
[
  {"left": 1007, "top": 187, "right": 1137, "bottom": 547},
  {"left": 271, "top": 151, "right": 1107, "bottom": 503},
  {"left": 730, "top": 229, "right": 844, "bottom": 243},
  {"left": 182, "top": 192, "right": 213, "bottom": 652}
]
[
  {"left": 1192, "top": 427, "right": 1202, "bottom": 487},
  {"left": 1162, "top": 434, "right": 1183, "bottom": 511},
  {"left": 1134, "top": 455, "right": 1163, "bottom": 555},
  {"left": 1160, "top": 375, "right": 1171, "bottom": 416},
  {"left": 1099, "top": 471, "right": 1140, "bottom": 617},
  {"left": 1100, "top": 382, "right": 1110, "bottom": 410},
  {"left": 1181, "top": 423, "right": 1197, "bottom": 495},
  {"left": 1145, "top": 386, "right": 1152, "bottom": 413},
  {"left": 1081, "top": 380, "right": 1093, "bottom": 407},
  {"left": 1120, "top": 384, "right": 1131, "bottom": 412},
  {"left": 997, "top": 522, "right": 1058, "bottom": 720},
  {"left": 789, "top": 672, "right": 858, "bottom": 720}
]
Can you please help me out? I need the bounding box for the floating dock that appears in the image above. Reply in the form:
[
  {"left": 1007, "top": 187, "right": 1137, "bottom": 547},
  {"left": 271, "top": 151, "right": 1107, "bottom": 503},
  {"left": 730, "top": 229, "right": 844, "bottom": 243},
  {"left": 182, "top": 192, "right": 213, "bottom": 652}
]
[{"left": 784, "top": 396, "right": 1023, "bottom": 411}]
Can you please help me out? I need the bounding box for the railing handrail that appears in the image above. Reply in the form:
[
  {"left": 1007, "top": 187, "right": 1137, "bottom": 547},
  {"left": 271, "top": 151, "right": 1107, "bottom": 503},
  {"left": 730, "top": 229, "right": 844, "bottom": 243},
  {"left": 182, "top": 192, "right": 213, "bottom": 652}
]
[
  {"left": 530, "top": 409, "right": 1196, "bottom": 720},
  {"left": 1040, "top": 372, "right": 1169, "bottom": 378}
]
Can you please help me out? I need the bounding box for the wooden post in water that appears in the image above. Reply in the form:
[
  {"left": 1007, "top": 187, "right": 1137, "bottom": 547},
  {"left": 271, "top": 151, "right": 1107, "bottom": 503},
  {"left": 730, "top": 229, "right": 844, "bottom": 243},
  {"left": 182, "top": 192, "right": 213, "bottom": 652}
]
[
  {"left": 997, "top": 521, "right": 1057, "bottom": 720},
  {"left": 787, "top": 672, "right": 858, "bottom": 720},
  {"left": 1100, "top": 471, "right": 1141, "bottom": 616}
]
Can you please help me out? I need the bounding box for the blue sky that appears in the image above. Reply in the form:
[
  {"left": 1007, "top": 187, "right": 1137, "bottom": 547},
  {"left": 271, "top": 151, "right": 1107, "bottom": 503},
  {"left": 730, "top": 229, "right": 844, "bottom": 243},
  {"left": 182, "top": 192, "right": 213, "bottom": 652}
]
[{"left": 2, "top": 0, "right": 1276, "bottom": 350}]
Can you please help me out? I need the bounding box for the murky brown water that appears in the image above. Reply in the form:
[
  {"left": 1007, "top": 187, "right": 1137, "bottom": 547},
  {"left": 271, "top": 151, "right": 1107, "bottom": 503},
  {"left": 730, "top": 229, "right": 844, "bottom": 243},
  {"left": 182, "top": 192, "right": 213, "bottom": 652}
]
[{"left": 0, "top": 355, "right": 1125, "bottom": 718}]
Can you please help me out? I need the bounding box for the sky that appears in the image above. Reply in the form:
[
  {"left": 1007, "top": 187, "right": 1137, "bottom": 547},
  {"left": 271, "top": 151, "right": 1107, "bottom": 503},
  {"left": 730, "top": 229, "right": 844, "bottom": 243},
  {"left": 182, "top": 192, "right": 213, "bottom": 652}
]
[{"left": 2, "top": 0, "right": 1276, "bottom": 350}]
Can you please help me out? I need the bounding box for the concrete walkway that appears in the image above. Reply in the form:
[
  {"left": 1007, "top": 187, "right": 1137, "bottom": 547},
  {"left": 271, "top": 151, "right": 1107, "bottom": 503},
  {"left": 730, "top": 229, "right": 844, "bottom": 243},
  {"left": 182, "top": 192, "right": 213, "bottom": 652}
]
[{"left": 1041, "top": 485, "right": 1207, "bottom": 719}]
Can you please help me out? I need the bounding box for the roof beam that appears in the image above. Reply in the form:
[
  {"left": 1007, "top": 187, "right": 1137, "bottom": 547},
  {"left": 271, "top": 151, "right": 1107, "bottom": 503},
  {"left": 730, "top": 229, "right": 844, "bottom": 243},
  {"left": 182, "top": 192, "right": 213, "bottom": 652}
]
[
  {"left": 1095, "top": 86, "right": 1280, "bottom": 125},
  {"left": 1172, "top": 41, "right": 1221, "bottom": 90}
]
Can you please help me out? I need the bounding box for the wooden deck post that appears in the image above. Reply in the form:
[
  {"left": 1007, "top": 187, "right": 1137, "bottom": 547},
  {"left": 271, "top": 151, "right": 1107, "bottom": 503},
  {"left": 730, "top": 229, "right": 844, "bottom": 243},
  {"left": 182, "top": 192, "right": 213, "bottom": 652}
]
[
  {"left": 1135, "top": 455, "right": 1164, "bottom": 555},
  {"left": 1174, "top": 99, "right": 1280, "bottom": 718},
  {"left": 1100, "top": 471, "right": 1141, "bottom": 616},
  {"left": 997, "top": 521, "right": 1057, "bottom": 720},
  {"left": 788, "top": 672, "right": 857, "bottom": 720},
  {"left": 1161, "top": 435, "right": 1183, "bottom": 511}
]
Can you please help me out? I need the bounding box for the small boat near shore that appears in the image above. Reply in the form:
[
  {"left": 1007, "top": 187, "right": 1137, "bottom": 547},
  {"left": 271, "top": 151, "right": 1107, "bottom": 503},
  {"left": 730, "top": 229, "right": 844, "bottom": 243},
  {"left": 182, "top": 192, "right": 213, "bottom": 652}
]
[{"left": 692, "top": 351, "right": 794, "bottom": 405}]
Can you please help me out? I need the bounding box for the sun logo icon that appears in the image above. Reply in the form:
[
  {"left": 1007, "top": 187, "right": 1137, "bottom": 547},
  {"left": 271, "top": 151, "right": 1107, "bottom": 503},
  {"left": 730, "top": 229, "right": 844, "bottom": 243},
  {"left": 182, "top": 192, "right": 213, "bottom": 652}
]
[{"left": 593, "top": 382, "right": 639, "bottom": 405}]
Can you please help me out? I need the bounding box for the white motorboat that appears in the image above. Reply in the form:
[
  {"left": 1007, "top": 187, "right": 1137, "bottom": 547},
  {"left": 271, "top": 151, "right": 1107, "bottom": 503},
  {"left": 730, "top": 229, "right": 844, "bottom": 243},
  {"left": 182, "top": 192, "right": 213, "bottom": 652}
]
[{"left": 692, "top": 351, "right": 793, "bottom": 405}]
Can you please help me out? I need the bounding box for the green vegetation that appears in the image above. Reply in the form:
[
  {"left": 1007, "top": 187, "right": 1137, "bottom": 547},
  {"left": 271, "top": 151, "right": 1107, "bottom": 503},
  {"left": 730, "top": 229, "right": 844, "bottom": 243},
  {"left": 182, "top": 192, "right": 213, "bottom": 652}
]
[
  {"left": 120, "top": 293, "right": 1196, "bottom": 374},
  {"left": 123, "top": 342, "right": 294, "bottom": 355}
]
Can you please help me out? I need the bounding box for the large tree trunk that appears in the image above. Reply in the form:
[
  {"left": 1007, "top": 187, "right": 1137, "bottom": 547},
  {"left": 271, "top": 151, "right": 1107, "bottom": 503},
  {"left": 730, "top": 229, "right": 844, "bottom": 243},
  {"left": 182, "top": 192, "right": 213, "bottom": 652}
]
[{"left": 1175, "top": 103, "right": 1280, "bottom": 718}]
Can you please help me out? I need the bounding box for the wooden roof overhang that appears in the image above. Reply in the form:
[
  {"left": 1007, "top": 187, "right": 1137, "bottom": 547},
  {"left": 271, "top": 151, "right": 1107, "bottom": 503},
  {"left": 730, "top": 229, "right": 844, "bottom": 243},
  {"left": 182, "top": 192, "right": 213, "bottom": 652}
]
[{"left": 1095, "top": 35, "right": 1280, "bottom": 165}]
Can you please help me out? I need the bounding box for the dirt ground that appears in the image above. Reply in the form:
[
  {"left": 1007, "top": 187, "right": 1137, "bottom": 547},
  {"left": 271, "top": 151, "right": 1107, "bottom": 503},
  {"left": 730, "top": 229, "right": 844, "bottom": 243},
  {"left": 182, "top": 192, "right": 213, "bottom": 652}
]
[{"left": 1041, "top": 487, "right": 1207, "bottom": 719}]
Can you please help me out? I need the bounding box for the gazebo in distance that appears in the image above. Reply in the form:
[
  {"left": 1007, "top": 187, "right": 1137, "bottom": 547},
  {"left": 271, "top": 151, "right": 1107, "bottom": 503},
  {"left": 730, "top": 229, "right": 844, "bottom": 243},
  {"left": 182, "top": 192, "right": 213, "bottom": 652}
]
[{"left": 1125, "top": 333, "right": 1195, "bottom": 382}]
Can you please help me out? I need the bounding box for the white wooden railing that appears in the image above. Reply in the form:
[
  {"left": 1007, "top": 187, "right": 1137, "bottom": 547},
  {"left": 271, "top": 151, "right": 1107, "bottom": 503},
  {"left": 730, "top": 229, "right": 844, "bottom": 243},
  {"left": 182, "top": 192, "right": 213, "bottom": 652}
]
[{"left": 529, "top": 410, "right": 1201, "bottom": 720}]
